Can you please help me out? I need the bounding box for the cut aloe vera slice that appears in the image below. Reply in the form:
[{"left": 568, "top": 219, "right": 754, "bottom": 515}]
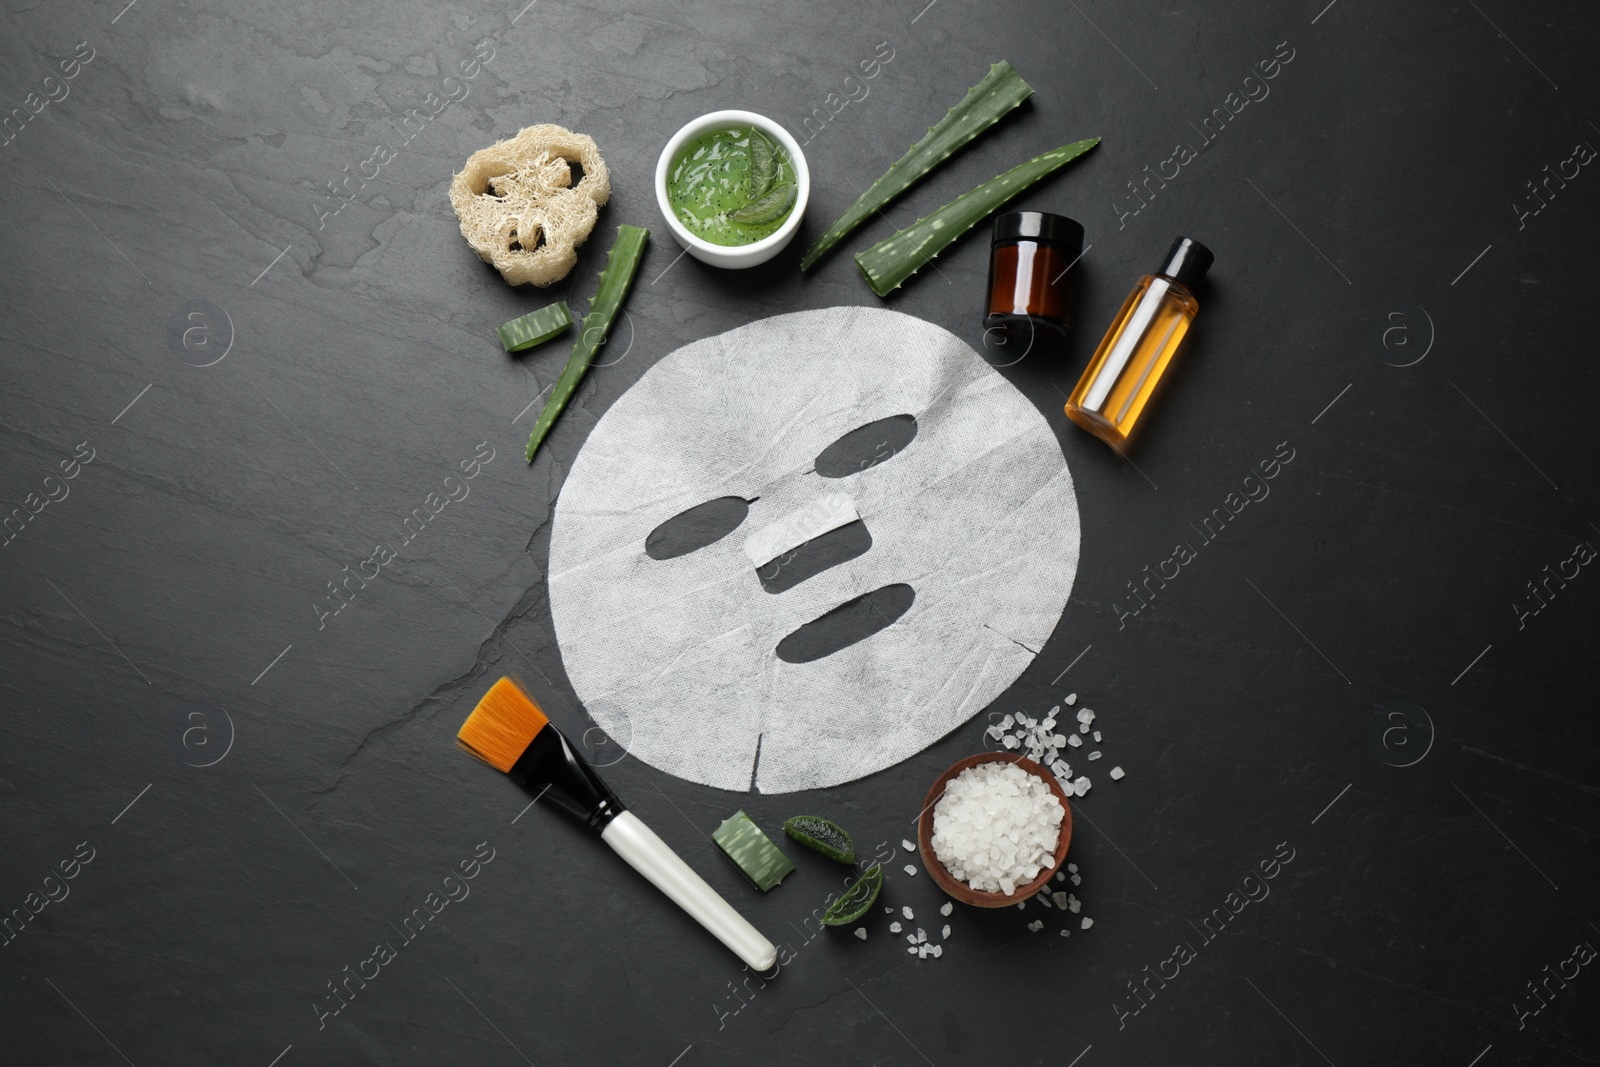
[
  {"left": 822, "top": 864, "right": 883, "bottom": 925},
  {"left": 729, "top": 181, "right": 796, "bottom": 226},
  {"left": 800, "top": 61, "right": 1033, "bottom": 271},
  {"left": 497, "top": 301, "right": 572, "bottom": 353},
  {"left": 854, "top": 138, "right": 1099, "bottom": 297},
  {"left": 525, "top": 224, "right": 648, "bottom": 463},
  {"left": 713, "top": 811, "right": 795, "bottom": 892},
  {"left": 783, "top": 815, "right": 857, "bottom": 864},
  {"left": 748, "top": 128, "right": 777, "bottom": 200}
]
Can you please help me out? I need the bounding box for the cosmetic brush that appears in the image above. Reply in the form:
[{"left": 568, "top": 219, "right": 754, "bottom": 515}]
[{"left": 457, "top": 676, "right": 778, "bottom": 971}]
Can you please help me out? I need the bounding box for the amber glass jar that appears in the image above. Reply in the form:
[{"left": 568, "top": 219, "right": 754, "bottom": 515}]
[{"left": 984, "top": 212, "right": 1084, "bottom": 341}]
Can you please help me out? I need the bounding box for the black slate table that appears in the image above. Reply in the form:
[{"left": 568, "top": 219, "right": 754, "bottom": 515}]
[{"left": 3, "top": 0, "right": 1598, "bottom": 1064}]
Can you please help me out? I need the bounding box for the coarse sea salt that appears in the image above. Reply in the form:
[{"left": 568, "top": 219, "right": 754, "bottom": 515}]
[
  {"left": 930, "top": 761, "right": 1065, "bottom": 895},
  {"left": 855, "top": 928, "right": 868, "bottom": 940},
  {"left": 1110, "top": 765, "right": 1125, "bottom": 780}
]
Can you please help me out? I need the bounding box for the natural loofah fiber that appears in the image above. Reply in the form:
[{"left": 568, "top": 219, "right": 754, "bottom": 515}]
[{"left": 449, "top": 124, "right": 610, "bottom": 287}]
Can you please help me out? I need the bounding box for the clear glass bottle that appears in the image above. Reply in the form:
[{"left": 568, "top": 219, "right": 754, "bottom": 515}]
[{"left": 1064, "top": 237, "right": 1213, "bottom": 447}]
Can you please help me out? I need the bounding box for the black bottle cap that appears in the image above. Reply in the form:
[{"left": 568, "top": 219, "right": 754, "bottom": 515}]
[
  {"left": 992, "top": 211, "right": 1084, "bottom": 251},
  {"left": 1156, "top": 237, "right": 1213, "bottom": 289}
]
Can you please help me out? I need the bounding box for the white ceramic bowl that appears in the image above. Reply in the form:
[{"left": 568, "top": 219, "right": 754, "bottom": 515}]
[{"left": 654, "top": 109, "right": 809, "bottom": 269}]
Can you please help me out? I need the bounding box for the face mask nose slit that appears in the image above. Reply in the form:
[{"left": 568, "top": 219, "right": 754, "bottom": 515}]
[{"left": 755, "top": 520, "right": 873, "bottom": 594}]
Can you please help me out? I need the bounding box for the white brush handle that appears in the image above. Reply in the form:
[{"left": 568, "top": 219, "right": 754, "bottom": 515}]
[{"left": 601, "top": 810, "right": 778, "bottom": 971}]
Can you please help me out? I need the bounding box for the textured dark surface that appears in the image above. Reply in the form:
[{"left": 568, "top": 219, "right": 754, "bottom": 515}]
[{"left": 3, "top": 0, "right": 1599, "bottom": 1064}]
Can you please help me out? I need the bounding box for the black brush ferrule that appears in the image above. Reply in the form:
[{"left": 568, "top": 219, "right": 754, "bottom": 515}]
[{"left": 507, "top": 722, "right": 625, "bottom": 834}]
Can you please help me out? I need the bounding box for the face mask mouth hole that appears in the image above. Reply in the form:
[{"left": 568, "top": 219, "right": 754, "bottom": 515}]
[
  {"left": 756, "top": 520, "right": 873, "bottom": 594},
  {"left": 645, "top": 496, "right": 755, "bottom": 560},
  {"left": 813, "top": 414, "right": 917, "bottom": 478},
  {"left": 775, "top": 583, "right": 914, "bottom": 664}
]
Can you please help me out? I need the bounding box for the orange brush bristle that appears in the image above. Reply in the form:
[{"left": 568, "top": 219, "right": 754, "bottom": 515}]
[{"left": 457, "top": 676, "right": 550, "bottom": 772}]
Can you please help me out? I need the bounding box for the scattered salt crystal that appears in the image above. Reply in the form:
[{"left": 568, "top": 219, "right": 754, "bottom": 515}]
[
  {"left": 1067, "top": 734, "right": 1082, "bottom": 748},
  {"left": 902, "top": 839, "right": 915, "bottom": 851},
  {"left": 1081, "top": 917, "right": 1094, "bottom": 930},
  {"left": 908, "top": 946, "right": 917, "bottom": 954},
  {"left": 884, "top": 906, "right": 893, "bottom": 914},
  {"left": 1071, "top": 873, "right": 1082, "bottom": 886},
  {"left": 854, "top": 928, "right": 868, "bottom": 940},
  {"left": 1055, "top": 871, "right": 1065, "bottom": 882},
  {"left": 1003, "top": 736, "right": 1019, "bottom": 749},
  {"left": 1076, "top": 708, "right": 1095, "bottom": 725},
  {"left": 1087, "top": 751, "right": 1102, "bottom": 761},
  {"left": 1042, "top": 715, "right": 1056, "bottom": 730},
  {"left": 940, "top": 901, "right": 953, "bottom": 916},
  {"left": 890, "top": 921, "right": 902, "bottom": 933},
  {"left": 1067, "top": 863, "right": 1078, "bottom": 872},
  {"left": 1066, "top": 693, "right": 1077, "bottom": 705},
  {"left": 932, "top": 945, "right": 943, "bottom": 958},
  {"left": 918, "top": 944, "right": 931, "bottom": 959},
  {"left": 1059, "top": 929, "right": 1070, "bottom": 937},
  {"left": 1092, "top": 730, "right": 1102, "bottom": 742},
  {"left": 1110, "top": 766, "right": 1125, "bottom": 780},
  {"left": 916, "top": 928, "right": 927, "bottom": 943},
  {"left": 1000, "top": 714, "right": 1014, "bottom": 728},
  {"left": 904, "top": 864, "right": 917, "bottom": 876},
  {"left": 906, "top": 934, "right": 918, "bottom": 945},
  {"left": 1067, "top": 894, "right": 1080, "bottom": 914},
  {"left": 1027, "top": 919, "right": 1044, "bottom": 933},
  {"left": 903, "top": 906, "right": 914, "bottom": 920},
  {"left": 1079, "top": 723, "right": 1090, "bottom": 734},
  {"left": 1015, "top": 901, "right": 1025, "bottom": 909},
  {"left": 1072, "top": 776, "right": 1091, "bottom": 796},
  {"left": 941, "top": 924, "right": 951, "bottom": 938}
]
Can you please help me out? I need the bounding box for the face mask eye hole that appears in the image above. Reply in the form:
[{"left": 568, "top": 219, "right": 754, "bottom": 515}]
[
  {"left": 813, "top": 414, "right": 917, "bottom": 478},
  {"left": 645, "top": 496, "right": 754, "bottom": 560},
  {"left": 775, "top": 583, "right": 915, "bottom": 663}
]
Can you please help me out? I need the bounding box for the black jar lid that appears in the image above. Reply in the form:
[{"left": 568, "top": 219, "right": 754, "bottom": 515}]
[
  {"left": 1156, "top": 236, "right": 1214, "bottom": 290},
  {"left": 991, "top": 211, "right": 1084, "bottom": 252}
]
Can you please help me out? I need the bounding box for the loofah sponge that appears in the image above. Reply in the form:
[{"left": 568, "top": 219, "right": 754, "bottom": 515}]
[{"left": 449, "top": 124, "right": 610, "bottom": 287}]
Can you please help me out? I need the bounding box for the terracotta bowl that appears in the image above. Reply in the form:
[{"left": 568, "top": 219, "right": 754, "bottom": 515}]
[{"left": 917, "top": 752, "right": 1073, "bottom": 908}]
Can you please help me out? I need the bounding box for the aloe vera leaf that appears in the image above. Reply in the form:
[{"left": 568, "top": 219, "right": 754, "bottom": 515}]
[
  {"left": 748, "top": 127, "right": 777, "bottom": 200},
  {"left": 854, "top": 138, "right": 1100, "bottom": 297},
  {"left": 799, "top": 60, "right": 1033, "bottom": 271},
  {"left": 713, "top": 811, "right": 795, "bottom": 891},
  {"left": 497, "top": 300, "right": 572, "bottom": 353},
  {"left": 730, "top": 181, "right": 796, "bottom": 226},
  {"left": 524, "top": 225, "right": 649, "bottom": 463},
  {"left": 783, "top": 815, "right": 857, "bottom": 864},
  {"left": 821, "top": 864, "right": 883, "bottom": 925}
]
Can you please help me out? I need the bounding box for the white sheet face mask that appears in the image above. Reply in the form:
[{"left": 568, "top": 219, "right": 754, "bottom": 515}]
[{"left": 548, "top": 307, "right": 1080, "bottom": 793}]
